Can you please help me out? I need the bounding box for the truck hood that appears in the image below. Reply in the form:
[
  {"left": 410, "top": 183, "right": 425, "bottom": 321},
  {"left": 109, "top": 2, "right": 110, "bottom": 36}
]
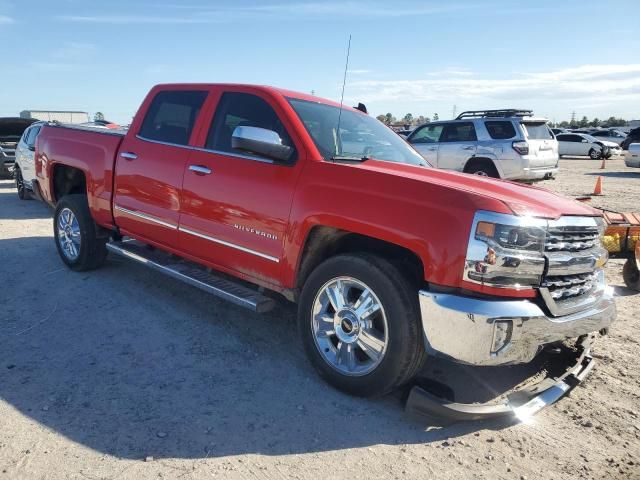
[{"left": 361, "top": 160, "right": 600, "bottom": 219}]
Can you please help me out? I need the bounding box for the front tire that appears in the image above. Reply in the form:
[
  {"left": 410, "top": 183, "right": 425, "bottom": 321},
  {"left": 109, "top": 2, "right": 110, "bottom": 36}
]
[
  {"left": 589, "top": 148, "right": 600, "bottom": 160},
  {"left": 298, "top": 253, "right": 426, "bottom": 397},
  {"left": 54, "top": 194, "right": 108, "bottom": 271}
]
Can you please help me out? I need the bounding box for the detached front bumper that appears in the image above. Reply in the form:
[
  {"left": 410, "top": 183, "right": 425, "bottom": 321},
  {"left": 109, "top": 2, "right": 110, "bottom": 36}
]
[{"left": 418, "top": 285, "right": 615, "bottom": 366}]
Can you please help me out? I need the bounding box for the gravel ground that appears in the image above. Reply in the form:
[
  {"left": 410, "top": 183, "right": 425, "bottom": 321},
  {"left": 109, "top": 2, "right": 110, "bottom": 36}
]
[{"left": 0, "top": 157, "right": 639, "bottom": 479}]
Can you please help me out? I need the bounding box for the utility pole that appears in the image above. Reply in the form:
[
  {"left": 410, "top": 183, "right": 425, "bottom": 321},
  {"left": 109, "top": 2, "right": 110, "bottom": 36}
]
[
  {"left": 452, "top": 105, "right": 457, "bottom": 119},
  {"left": 311, "top": 90, "right": 315, "bottom": 96},
  {"left": 570, "top": 110, "right": 576, "bottom": 125}
]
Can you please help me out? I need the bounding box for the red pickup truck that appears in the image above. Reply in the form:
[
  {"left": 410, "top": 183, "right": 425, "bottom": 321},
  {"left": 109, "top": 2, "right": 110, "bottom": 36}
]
[{"left": 35, "top": 84, "right": 616, "bottom": 402}]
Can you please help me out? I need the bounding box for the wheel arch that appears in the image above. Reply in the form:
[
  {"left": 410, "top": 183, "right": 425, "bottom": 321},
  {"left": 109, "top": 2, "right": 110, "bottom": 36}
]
[
  {"left": 291, "top": 225, "right": 426, "bottom": 302},
  {"left": 51, "top": 164, "right": 88, "bottom": 203},
  {"left": 463, "top": 156, "right": 503, "bottom": 178}
]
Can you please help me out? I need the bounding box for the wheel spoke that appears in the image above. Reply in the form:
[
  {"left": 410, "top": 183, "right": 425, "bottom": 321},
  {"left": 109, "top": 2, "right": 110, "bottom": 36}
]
[
  {"left": 357, "top": 329, "right": 385, "bottom": 362},
  {"left": 326, "top": 280, "right": 347, "bottom": 311},
  {"left": 336, "top": 342, "right": 356, "bottom": 371},
  {"left": 354, "top": 288, "right": 380, "bottom": 320}
]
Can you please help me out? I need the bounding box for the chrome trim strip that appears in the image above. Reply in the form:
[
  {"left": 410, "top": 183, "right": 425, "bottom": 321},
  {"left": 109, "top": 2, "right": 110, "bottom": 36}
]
[
  {"left": 114, "top": 205, "right": 178, "bottom": 230},
  {"left": 135, "top": 135, "right": 278, "bottom": 165},
  {"left": 178, "top": 226, "right": 280, "bottom": 263}
]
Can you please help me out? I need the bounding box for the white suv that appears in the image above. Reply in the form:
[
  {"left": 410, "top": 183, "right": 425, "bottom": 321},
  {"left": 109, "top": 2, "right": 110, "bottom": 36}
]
[{"left": 406, "top": 109, "right": 559, "bottom": 182}]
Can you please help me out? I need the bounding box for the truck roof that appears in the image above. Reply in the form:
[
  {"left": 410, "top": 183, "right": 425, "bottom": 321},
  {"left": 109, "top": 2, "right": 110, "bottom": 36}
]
[{"left": 153, "top": 83, "right": 360, "bottom": 113}]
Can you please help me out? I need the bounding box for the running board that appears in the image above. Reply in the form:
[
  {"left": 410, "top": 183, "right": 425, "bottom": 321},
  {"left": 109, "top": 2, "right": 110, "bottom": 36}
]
[{"left": 106, "top": 240, "right": 276, "bottom": 313}]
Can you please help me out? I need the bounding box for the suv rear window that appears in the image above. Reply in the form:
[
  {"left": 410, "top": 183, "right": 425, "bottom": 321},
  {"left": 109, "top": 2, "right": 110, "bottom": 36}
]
[
  {"left": 521, "top": 122, "right": 553, "bottom": 140},
  {"left": 139, "top": 90, "right": 208, "bottom": 146},
  {"left": 485, "top": 121, "right": 516, "bottom": 139}
]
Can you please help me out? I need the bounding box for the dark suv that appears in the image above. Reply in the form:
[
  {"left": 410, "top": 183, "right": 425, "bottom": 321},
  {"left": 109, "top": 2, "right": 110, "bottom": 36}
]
[{"left": 0, "top": 118, "right": 37, "bottom": 178}]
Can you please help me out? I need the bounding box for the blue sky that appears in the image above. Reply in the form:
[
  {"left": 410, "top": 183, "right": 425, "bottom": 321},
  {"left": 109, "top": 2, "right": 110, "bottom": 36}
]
[{"left": 1, "top": 0, "right": 638, "bottom": 124}]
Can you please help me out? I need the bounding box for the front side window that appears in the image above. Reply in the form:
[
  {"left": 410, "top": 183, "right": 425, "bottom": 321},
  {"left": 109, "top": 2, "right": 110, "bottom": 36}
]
[
  {"left": 139, "top": 90, "right": 208, "bottom": 146},
  {"left": 409, "top": 124, "right": 443, "bottom": 144},
  {"left": 25, "top": 126, "right": 41, "bottom": 148},
  {"left": 205, "top": 92, "right": 295, "bottom": 162},
  {"left": 440, "top": 122, "right": 477, "bottom": 142},
  {"left": 485, "top": 121, "right": 516, "bottom": 140},
  {"left": 288, "top": 98, "right": 428, "bottom": 166}
]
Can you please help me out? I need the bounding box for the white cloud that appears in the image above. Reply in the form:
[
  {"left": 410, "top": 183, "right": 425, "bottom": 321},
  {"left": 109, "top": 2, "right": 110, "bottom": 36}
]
[
  {"left": 52, "top": 42, "right": 96, "bottom": 61},
  {"left": 56, "top": 2, "right": 484, "bottom": 24},
  {"left": 348, "top": 64, "right": 640, "bottom": 105},
  {"left": 0, "top": 14, "right": 14, "bottom": 24}
]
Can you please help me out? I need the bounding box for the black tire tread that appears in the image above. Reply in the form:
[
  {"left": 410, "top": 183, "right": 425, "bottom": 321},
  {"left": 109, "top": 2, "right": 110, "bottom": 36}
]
[
  {"left": 298, "top": 252, "right": 426, "bottom": 397},
  {"left": 54, "top": 194, "right": 108, "bottom": 271}
]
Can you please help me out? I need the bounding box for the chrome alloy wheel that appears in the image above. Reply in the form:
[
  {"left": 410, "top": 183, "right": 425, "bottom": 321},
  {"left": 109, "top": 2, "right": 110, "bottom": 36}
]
[
  {"left": 57, "top": 207, "right": 81, "bottom": 260},
  {"left": 311, "top": 277, "right": 389, "bottom": 376}
]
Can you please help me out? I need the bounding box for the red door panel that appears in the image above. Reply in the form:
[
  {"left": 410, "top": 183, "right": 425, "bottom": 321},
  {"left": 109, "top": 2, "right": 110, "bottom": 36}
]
[
  {"left": 179, "top": 150, "right": 300, "bottom": 286},
  {"left": 113, "top": 136, "right": 189, "bottom": 247}
]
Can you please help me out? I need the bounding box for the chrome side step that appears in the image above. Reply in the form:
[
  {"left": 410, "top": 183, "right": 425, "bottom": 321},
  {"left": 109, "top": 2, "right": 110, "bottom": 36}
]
[{"left": 106, "top": 240, "right": 276, "bottom": 313}]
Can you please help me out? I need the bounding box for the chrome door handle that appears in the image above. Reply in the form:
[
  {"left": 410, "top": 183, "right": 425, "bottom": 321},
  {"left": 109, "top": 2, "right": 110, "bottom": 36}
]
[
  {"left": 189, "top": 165, "right": 212, "bottom": 175},
  {"left": 120, "top": 152, "right": 138, "bottom": 160},
  {"left": 462, "top": 146, "right": 475, "bottom": 150}
]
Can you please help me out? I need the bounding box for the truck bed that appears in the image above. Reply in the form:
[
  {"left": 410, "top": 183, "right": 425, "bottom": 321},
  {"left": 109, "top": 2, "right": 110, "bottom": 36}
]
[{"left": 36, "top": 123, "right": 126, "bottom": 228}]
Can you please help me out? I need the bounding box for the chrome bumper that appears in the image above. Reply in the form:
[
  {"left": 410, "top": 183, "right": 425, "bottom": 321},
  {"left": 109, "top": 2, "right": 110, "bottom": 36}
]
[
  {"left": 519, "top": 166, "right": 558, "bottom": 181},
  {"left": 418, "top": 285, "right": 616, "bottom": 366}
]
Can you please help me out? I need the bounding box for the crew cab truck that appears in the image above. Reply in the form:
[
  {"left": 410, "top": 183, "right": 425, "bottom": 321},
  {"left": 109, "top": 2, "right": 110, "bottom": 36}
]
[{"left": 35, "top": 84, "right": 616, "bottom": 400}]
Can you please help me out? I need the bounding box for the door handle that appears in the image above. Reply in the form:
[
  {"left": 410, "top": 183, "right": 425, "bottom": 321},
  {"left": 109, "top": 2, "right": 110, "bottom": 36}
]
[
  {"left": 120, "top": 152, "right": 138, "bottom": 160},
  {"left": 189, "top": 165, "right": 212, "bottom": 175},
  {"left": 427, "top": 147, "right": 438, "bottom": 151},
  {"left": 462, "top": 146, "right": 475, "bottom": 151}
]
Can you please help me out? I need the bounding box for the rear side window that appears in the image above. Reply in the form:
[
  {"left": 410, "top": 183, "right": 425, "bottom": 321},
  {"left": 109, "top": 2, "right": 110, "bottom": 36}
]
[
  {"left": 485, "top": 121, "right": 516, "bottom": 140},
  {"left": 440, "top": 122, "right": 477, "bottom": 142},
  {"left": 409, "top": 124, "right": 443, "bottom": 144},
  {"left": 139, "top": 90, "right": 208, "bottom": 145},
  {"left": 205, "top": 92, "right": 295, "bottom": 161},
  {"left": 521, "top": 122, "right": 553, "bottom": 140}
]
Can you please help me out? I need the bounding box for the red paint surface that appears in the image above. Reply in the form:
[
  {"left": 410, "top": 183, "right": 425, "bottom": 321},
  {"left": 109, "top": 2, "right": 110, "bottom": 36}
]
[{"left": 35, "top": 84, "right": 603, "bottom": 298}]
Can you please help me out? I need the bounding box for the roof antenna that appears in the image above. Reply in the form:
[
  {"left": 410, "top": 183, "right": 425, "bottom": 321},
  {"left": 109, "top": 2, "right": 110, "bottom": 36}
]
[{"left": 336, "top": 34, "right": 352, "bottom": 154}]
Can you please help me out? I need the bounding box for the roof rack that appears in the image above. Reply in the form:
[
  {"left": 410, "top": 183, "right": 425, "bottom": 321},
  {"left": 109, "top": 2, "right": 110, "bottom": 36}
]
[{"left": 455, "top": 109, "right": 533, "bottom": 120}]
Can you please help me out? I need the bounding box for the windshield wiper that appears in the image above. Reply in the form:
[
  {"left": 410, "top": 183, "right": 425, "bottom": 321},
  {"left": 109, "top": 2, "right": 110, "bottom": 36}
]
[{"left": 328, "top": 155, "right": 370, "bottom": 162}]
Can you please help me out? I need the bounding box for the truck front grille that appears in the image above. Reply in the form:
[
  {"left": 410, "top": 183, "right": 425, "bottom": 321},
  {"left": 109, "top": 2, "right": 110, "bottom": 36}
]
[
  {"left": 540, "top": 220, "right": 604, "bottom": 316},
  {"left": 541, "top": 272, "right": 597, "bottom": 300},
  {"left": 545, "top": 226, "right": 599, "bottom": 251}
]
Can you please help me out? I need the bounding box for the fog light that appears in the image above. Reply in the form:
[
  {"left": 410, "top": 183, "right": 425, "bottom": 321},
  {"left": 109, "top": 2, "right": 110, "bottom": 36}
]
[{"left": 491, "top": 320, "right": 513, "bottom": 355}]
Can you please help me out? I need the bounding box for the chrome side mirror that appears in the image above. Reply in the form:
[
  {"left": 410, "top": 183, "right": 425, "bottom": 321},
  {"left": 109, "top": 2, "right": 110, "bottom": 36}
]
[{"left": 231, "top": 126, "right": 292, "bottom": 162}]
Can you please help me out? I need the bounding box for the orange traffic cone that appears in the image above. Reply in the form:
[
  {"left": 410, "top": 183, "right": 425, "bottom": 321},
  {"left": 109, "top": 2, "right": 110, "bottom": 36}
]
[
  {"left": 600, "top": 157, "right": 606, "bottom": 169},
  {"left": 593, "top": 176, "right": 603, "bottom": 196}
]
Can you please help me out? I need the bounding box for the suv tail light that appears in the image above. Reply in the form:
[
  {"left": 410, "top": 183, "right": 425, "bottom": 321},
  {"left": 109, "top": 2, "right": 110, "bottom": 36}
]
[{"left": 512, "top": 141, "right": 529, "bottom": 155}]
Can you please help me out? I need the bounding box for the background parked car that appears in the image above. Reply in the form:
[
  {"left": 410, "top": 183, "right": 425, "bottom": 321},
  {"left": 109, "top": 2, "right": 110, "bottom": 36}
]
[
  {"left": 621, "top": 127, "right": 640, "bottom": 150},
  {"left": 590, "top": 129, "right": 627, "bottom": 145},
  {"left": 556, "top": 132, "right": 614, "bottom": 159},
  {"left": 14, "top": 121, "right": 45, "bottom": 200},
  {"left": 406, "top": 109, "right": 558, "bottom": 182},
  {"left": 624, "top": 143, "right": 640, "bottom": 168},
  {"left": 0, "top": 117, "right": 37, "bottom": 178}
]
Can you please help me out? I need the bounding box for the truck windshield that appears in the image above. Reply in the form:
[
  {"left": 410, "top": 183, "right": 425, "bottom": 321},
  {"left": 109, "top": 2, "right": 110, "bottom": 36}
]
[{"left": 288, "top": 98, "right": 429, "bottom": 167}]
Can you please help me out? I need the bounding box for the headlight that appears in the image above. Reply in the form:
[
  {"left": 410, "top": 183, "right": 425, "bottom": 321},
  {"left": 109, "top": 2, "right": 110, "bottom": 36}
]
[{"left": 464, "top": 211, "right": 547, "bottom": 289}]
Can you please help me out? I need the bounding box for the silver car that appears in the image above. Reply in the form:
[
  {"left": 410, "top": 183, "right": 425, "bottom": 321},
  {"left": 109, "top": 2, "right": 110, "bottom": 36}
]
[
  {"left": 625, "top": 143, "right": 640, "bottom": 168},
  {"left": 406, "top": 109, "right": 558, "bottom": 182},
  {"left": 14, "top": 121, "right": 45, "bottom": 200}
]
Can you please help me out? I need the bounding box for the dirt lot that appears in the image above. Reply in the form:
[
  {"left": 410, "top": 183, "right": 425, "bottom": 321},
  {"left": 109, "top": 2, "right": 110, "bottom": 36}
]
[{"left": 1, "top": 158, "right": 639, "bottom": 480}]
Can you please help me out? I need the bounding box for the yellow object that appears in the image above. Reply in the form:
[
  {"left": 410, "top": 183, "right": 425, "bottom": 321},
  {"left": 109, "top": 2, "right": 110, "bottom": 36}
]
[{"left": 603, "top": 234, "right": 621, "bottom": 253}]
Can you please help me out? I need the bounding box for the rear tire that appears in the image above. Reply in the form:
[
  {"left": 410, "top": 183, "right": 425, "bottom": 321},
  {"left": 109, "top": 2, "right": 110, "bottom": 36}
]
[
  {"left": 15, "top": 168, "right": 30, "bottom": 200},
  {"left": 298, "top": 253, "right": 426, "bottom": 397},
  {"left": 54, "top": 194, "right": 108, "bottom": 271},
  {"left": 464, "top": 160, "right": 500, "bottom": 178}
]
